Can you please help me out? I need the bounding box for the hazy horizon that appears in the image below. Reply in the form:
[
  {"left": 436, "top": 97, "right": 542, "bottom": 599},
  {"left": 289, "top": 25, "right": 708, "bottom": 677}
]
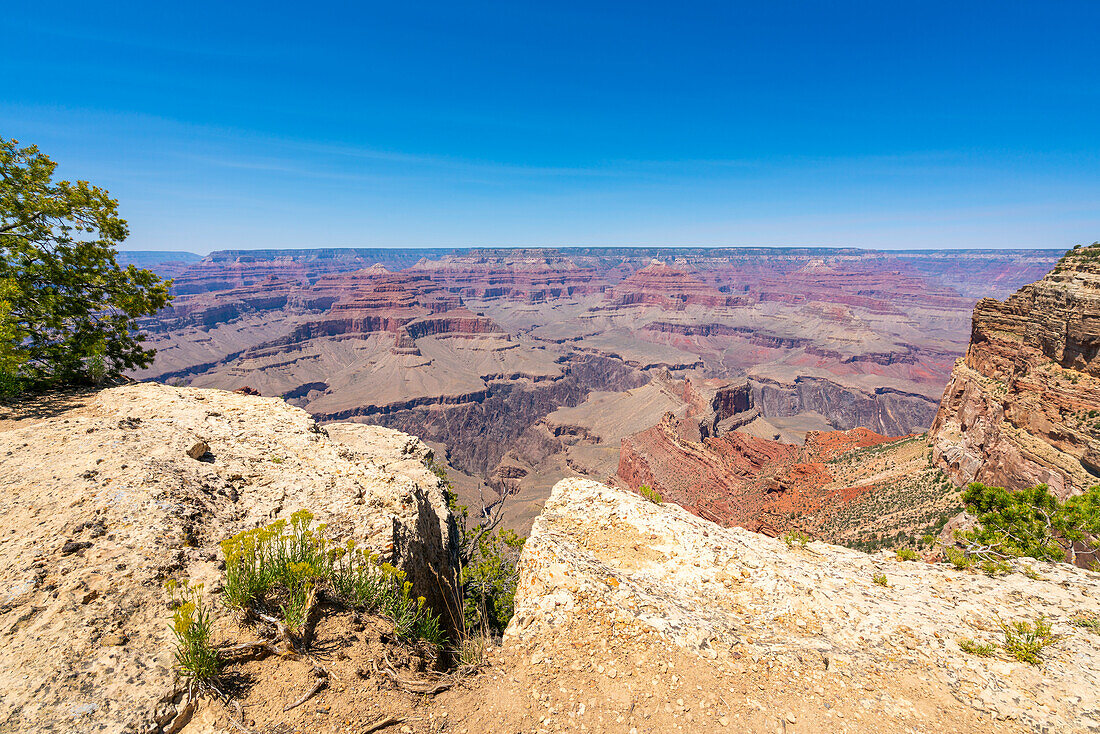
[{"left": 117, "top": 243, "right": 1074, "bottom": 258}]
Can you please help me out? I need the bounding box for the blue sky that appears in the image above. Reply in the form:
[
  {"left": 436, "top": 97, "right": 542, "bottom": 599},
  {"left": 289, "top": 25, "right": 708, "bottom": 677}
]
[{"left": 2, "top": 1, "right": 1098, "bottom": 253}]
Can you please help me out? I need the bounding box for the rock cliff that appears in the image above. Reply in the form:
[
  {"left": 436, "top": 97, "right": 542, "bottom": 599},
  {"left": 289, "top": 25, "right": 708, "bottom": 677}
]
[
  {"left": 504, "top": 478, "right": 1100, "bottom": 733},
  {"left": 0, "top": 383, "right": 459, "bottom": 734},
  {"left": 931, "top": 243, "right": 1100, "bottom": 496}
]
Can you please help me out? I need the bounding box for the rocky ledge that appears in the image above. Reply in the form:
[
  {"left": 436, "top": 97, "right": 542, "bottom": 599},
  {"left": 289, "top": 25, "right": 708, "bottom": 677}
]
[
  {"left": 930, "top": 243, "right": 1100, "bottom": 496},
  {"left": 0, "top": 383, "right": 459, "bottom": 734},
  {"left": 506, "top": 478, "right": 1100, "bottom": 733}
]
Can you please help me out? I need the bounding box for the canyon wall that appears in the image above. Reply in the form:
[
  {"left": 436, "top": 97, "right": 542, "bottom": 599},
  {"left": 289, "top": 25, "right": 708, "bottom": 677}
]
[
  {"left": 930, "top": 243, "right": 1100, "bottom": 497},
  {"left": 751, "top": 375, "right": 938, "bottom": 436}
]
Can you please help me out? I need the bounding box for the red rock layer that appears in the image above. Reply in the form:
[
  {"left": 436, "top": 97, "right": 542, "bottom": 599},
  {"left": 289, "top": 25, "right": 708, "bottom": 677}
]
[
  {"left": 930, "top": 244, "right": 1100, "bottom": 496},
  {"left": 138, "top": 275, "right": 301, "bottom": 332},
  {"left": 407, "top": 254, "right": 607, "bottom": 302},
  {"left": 608, "top": 262, "right": 735, "bottom": 310},
  {"left": 617, "top": 413, "right": 902, "bottom": 532},
  {"left": 284, "top": 270, "right": 501, "bottom": 342}
]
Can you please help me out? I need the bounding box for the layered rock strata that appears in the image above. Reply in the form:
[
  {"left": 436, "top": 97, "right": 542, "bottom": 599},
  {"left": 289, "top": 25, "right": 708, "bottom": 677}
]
[{"left": 931, "top": 244, "right": 1100, "bottom": 496}]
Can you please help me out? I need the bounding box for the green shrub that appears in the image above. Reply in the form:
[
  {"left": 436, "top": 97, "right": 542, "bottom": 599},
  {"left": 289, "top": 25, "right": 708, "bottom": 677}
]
[
  {"left": 638, "top": 484, "right": 663, "bottom": 504},
  {"left": 1073, "top": 614, "right": 1100, "bottom": 636},
  {"left": 958, "top": 482, "right": 1100, "bottom": 567},
  {"left": 220, "top": 510, "right": 444, "bottom": 645},
  {"left": 895, "top": 548, "right": 919, "bottom": 561},
  {"left": 945, "top": 546, "right": 974, "bottom": 570},
  {"left": 872, "top": 572, "right": 888, "bottom": 587},
  {"left": 999, "top": 615, "right": 1060, "bottom": 665},
  {"left": 783, "top": 530, "right": 810, "bottom": 548},
  {"left": 958, "top": 638, "right": 995, "bottom": 657},
  {"left": 437, "top": 465, "right": 526, "bottom": 638},
  {"left": 165, "top": 579, "right": 219, "bottom": 686},
  {"left": 979, "top": 558, "right": 1011, "bottom": 577}
]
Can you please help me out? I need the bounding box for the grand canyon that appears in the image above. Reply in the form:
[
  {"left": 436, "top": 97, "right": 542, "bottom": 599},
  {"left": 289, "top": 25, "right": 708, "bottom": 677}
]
[
  {"left": 5, "top": 243, "right": 1100, "bottom": 734},
  {"left": 126, "top": 246, "right": 1067, "bottom": 533}
]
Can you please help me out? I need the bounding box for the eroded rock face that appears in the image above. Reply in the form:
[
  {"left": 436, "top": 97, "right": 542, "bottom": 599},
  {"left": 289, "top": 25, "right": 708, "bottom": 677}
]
[
  {"left": 0, "top": 383, "right": 459, "bottom": 734},
  {"left": 930, "top": 244, "right": 1100, "bottom": 496},
  {"left": 508, "top": 478, "right": 1100, "bottom": 733}
]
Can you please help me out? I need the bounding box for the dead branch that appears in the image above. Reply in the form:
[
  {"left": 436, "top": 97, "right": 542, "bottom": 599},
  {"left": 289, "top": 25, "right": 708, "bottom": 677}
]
[
  {"left": 378, "top": 652, "right": 469, "bottom": 695},
  {"left": 219, "top": 640, "right": 282, "bottom": 662},
  {"left": 282, "top": 674, "right": 327, "bottom": 712},
  {"left": 362, "top": 716, "right": 403, "bottom": 733}
]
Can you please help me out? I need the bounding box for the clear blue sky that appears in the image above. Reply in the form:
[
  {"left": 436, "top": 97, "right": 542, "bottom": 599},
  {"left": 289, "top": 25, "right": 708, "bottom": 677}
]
[{"left": 2, "top": 1, "right": 1098, "bottom": 253}]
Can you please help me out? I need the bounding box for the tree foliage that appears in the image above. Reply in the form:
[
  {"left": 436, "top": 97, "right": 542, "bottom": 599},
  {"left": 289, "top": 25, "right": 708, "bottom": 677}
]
[
  {"left": 431, "top": 463, "right": 525, "bottom": 635},
  {"left": 957, "top": 482, "right": 1100, "bottom": 567},
  {"left": 0, "top": 138, "right": 170, "bottom": 394}
]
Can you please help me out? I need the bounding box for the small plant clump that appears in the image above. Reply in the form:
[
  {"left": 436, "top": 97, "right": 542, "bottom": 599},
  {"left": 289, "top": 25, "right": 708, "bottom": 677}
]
[
  {"left": 872, "top": 572, "right": 888, "bottom": 587},
  {"left": 220, "top": 510, "right": 444, "bottom": 645},
  {"left": 638, "top": 484, "right": 663, "bottom": 504},
  {"left": 1073, "top": 614, "right": 1100, "bottom": 635},
  {"left": 999, "top": 614, "right": 1060, "bottom": 665},
  {"left": 958, "top": 638, "right": 996, "bottom": 657},
  {"left": 945, "top": 546, "right": 974, "bottom": 571},
  {"left": 895, "top": 548, "right": 919, "bottom": 561},
  {"left": 165, "top": 579, "right": 219, "bottom": 687},
  {"left": 782, "top": 530, "right": 810, "bottom": 548}
]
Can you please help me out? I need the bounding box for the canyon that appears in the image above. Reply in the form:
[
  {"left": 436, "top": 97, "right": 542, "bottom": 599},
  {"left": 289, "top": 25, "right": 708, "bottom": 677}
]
[
  {"left": 4, "top": 245, "right": 1099, "bottom": 734},
  {"left": 132, "top": 246, "right": 1063, "bottom": 530}
]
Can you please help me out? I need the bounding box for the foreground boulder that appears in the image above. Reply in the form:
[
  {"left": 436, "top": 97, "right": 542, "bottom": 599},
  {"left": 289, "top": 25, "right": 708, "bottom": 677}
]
[
  {"left": 0, "top": 383, "right": 459, "bottom": 734},
  {"left": 503, "top": 478, "right": 1100, "bottom": 733}
]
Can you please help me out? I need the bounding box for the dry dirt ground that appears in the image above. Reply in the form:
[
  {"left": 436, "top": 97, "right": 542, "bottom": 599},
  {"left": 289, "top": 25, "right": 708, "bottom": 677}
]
[{"left": 180, "top": 606, "right": 1029, "bottom": 734}]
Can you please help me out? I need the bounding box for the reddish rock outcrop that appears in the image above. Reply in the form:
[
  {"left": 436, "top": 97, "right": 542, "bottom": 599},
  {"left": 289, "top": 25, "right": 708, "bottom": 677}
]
[
  {"left": 407, "top": 252, "right": 608, "bottom": 302},
  {"left": 617, "top": 412, "right": 902, "bottom": 532},
  {"left": 610, "top": 262, "right": 733, "bottom": 310},
  {"left": 930, "top": 244, "right": 1100, "bottom": 496}
]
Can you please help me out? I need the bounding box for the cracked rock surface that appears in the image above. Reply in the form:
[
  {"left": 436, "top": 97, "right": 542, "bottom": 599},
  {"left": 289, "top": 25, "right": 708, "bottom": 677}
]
[
  {"left": 506, "top": 478, "right": 1100, "bottom": 733},
  {"left": 0, "top": 383, "right": 458, "bottom": 734}
]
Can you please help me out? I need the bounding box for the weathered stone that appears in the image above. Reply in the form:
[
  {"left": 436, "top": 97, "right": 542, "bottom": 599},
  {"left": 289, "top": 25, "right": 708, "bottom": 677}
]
[
  {"left": 185, "top": 441, "right": 209, "bottom": 460},
  {"left": 930, "top": 243, "right": 1100, "bottom": 496},
  {"left": 0, "top": 383, "right": 459, "bottom": 734},
  {"left": 508, "top": 478, "right": 1100, "bottom": 733}
]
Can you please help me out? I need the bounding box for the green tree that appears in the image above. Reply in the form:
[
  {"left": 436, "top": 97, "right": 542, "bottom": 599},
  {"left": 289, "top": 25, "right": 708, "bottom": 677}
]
[
  {"left": 0, "top": 138, "right": 171, "bottom": 394},
  {"left": 957, "top": 482, "right": 1100, "bottom": 567},
  {"left": 431, "top": 463, "right": 525, "bottom": 634}
]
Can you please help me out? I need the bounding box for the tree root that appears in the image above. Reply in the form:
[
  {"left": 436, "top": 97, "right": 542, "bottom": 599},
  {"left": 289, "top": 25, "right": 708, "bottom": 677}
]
[{"left": 377, "top": 652, "right": 477, "bottom": 695}]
